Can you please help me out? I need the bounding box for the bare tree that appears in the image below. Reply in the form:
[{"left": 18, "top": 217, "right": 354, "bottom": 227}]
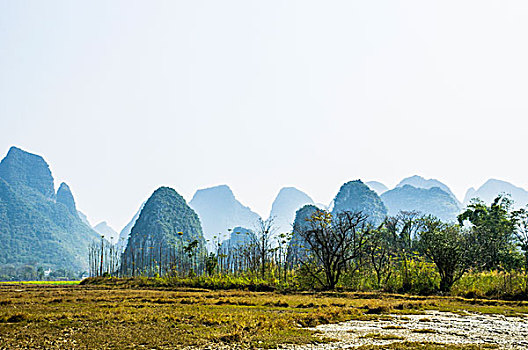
[
  {"left": 88, "top": 236, "right": 120, "bottom": 277},
  {"left": 297, "top": 210, "right": 373, "bottom": 290},
  {"left": 253, "top": 217, "right": 276, "bottom": 279},
  {"left": 366, "top": 225, "right": 393, "bottom": 289}
]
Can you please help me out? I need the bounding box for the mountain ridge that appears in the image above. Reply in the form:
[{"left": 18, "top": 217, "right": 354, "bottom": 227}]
[
  {"left": 189, "top": 185, "right": 261, "bottom": 246},
  {"left": 332, "top": 180, "right": 387, "bottom": 225},
  {"left": 397, "top": 175, "right": 460, "bottom": 204},
  {"left": 0, "top": 147, "right": 100, "bottom": 271},
  {"left": 463, "top": 178, "right": 528, "bottom": 208},
  {"left": 268, "top": 187, "right": 314, "bottom": 235},
  {"left": 382, "top": 184, "right": 461, "bottom": 222}
]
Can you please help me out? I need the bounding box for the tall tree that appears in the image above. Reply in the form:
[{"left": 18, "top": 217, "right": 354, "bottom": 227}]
[
  {"left": 418, "top": 217, "right": 470, "bottom": 292},
  {"left": 512, "top": 208, "right": 528, "bottom": 272},
  {"left": 458, "top": 196, "right": 519, "bottom": 270},
  {"left": 253, "top": 217, "right": 275, "bottom": 279},
  {"left": 297, "top": 210, "right": 372, "bottom": 290},
  {"left": 385, "top": 211, "right": 422, "bottom": 290},
  {"left": 366, "top": 225, "right": 394, "bottom": 289}
]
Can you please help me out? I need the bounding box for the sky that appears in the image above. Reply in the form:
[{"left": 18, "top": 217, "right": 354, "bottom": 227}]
[{"left": 2, "top": 1, "right": 528, "bottom": 231}]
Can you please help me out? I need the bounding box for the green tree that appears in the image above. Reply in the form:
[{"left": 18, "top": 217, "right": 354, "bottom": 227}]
[
  {"left": 458, "top": 196, "right": 518, "bottom": 271},
  {"left": 37, "top": 266, "right": 45, "bottom": 281},
  {"left": 385, "top": 211, "right": 422, "bottom": 291},
  {"left": 512, "top": 208, "right": 528, "bottom": 272},
  {"left": 205, "top": 253, "right": 218, "bottom": 276},
  {"left": 418, "top": 217, "right": 470, "bottom": 292},
  {"left": 184, "top": 239, "right": 200, "bottom": 276},
  {"left": 365, "top": 225, "right": 393, "bottom": 289}
]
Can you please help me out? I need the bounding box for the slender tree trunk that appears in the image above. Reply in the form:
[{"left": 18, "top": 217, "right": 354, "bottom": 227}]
[{"left": 99, "top": 238, "right": 104, "bottom": 277}]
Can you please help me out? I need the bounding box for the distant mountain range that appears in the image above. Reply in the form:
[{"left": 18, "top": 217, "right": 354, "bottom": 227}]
[
  {"left": 115, "top": 176, "right": 528, "bottom": 253},
  {"left": 365, "top": 181, "right": 389, "bottom": 195},
  {"left": 219, "top": 227, "right": 255, "bottom": 252},
  {"left": 381, "top": 185, "right": 461, "bottom": 222},
  {"left": 268, "top": 187, "right": 314, "bottom": 235},
  {"left": 396, "top": 175, "right": 461, "bottom": 205},
  {"left": 116, "top": 203, "right": 144, "bottom": 253},
  {"left": 464, "top": 179, "right": 528, "bottom": 208},
  {"left": 3, "top": 143, "right": 528, "bottom": 272},
  {"left": 189, "top": 185, "right": 261, "bottom": 246},
  {"left": 333, "top": 180, "right": 387, "bottom": 225},
  {"left": 93, "top": 222, "right": 118, "bottom": 244}
]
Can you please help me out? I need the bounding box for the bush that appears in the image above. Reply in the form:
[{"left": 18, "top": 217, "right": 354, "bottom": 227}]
[
  {"left": 451, "top": 270, "right": 527, "bottom": 299},
  {"left": 382, "top": 257, "right": 439, "bottom": 295}
]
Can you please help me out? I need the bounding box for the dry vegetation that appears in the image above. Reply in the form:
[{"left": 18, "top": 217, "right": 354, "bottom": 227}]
[{"left": 1, "top": 281, "right": 527, "bottom": 349}]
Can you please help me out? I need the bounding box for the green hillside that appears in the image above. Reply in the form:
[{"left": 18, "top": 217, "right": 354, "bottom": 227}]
[
  {"left": 332, "top": 180, "right": 387, "bottom": 224},
  {"left": 0, "top": 147, "right": 100, "bottom": 274},
  {"left": 122, "top": 187, "right": 206, "bottom": 275}
]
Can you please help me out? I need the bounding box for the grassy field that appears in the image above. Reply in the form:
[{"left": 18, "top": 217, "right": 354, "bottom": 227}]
[{"left": 0, "top": 280, "right": 526, "bottom": 349}]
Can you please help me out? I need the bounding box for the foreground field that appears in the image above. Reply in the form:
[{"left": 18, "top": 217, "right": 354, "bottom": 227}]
[{"left": 1, "top": 283, "right": 528, "bottom": 349}]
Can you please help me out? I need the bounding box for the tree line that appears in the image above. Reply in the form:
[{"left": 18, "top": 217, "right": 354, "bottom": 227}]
[{"left": 90, "top": 195, "right": 528, "bottom": 293}]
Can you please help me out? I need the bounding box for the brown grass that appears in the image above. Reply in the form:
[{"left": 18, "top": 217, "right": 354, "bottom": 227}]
[{"left": 0, "top": 282, "right": 524, "bottom": 349}]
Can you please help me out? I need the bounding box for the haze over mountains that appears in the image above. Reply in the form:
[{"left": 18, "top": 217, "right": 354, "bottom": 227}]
[
  {"left": 396, "top": 175, "right": 461, "bottom": 205},
  {"left": 93, "top": 222, "right": 118, "bottom": 245},
  {"left": 268, "top": 187, "right": 314, "bottom": 235},
  {"left": 464, "top": 179, "right": 528, "bottom": 208},
  {"left": 3, "top": 145, "right": 528, "bottom": 275},
  {"left": 365, "top": 181, "right": 389, "bottom": 196},
  {"left": 381, "top": 185, "right": 461, "bottom": 222},
  {"left": 189, "top": 185, "right": 261, "bottom": 245},
  {"left": 114, "top": 178, "right": 528, "bottom": 253},
  {"left": 219, "top": 227, "right": 256, "bottom": 252},
  {"left": 116, "top": 203, "right": 144, "bottom": 253}
]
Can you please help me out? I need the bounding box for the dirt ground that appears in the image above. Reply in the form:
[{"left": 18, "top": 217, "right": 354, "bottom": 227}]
[{"left": 286, "top": 310, "right": 528, "bottom": 349}]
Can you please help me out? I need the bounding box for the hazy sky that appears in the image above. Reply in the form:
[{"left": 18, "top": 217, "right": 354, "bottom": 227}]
[{"left": 2, "top": 1, "right": 528, "bottom": 231}]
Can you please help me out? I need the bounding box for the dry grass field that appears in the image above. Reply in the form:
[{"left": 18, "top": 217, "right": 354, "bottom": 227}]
[{"left": 1, "top": 281, "right": 527, "bottom": 349}]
